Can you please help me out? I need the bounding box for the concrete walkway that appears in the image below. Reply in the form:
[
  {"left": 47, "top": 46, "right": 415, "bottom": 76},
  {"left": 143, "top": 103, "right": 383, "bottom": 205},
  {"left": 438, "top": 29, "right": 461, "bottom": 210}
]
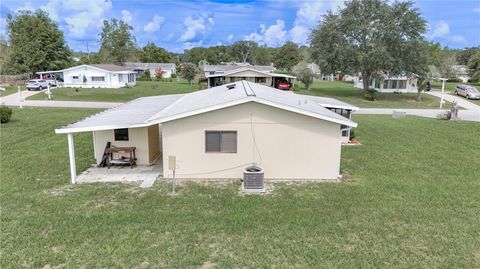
[{"left": 1, "top": 90, "right": 121, "bottom": 109}]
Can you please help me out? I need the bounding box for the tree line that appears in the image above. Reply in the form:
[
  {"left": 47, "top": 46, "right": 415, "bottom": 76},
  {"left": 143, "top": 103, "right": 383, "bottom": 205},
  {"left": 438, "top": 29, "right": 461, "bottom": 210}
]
[{"left": 1, "top": 1, "right": 479, "bottom": 94}]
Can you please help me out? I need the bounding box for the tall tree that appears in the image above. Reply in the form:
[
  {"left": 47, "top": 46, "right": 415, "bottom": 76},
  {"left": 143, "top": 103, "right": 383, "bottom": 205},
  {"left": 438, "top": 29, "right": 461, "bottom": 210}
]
[
  {"left": 139, "top": 42, "right": 171, "bottom": 63},
  {"left": 0, "top": 36, "right": 10, "bottom": 75},
  {"left": 457, "top": 47, "right": 480, "bottom": 65},
  {"left": 230, "top": 41, "right": 258, "bottom": 63},
  {"left": 179, "top": 63, "right": 197, "bottom": 83},
  {"left": 6, "top": 10, "right": 72, "bottom": 75},
  {"left": 467, "top": 50, "right": 480, "bottom": 82},
  {"left": 273, "top": 42, "right": 302, "bottom": 71},
  {"left": 310, "top": 0, "right": 428, "bottom": 99},
  {"left": 99, "top": 18, "right": 136, "bottom": 65}
]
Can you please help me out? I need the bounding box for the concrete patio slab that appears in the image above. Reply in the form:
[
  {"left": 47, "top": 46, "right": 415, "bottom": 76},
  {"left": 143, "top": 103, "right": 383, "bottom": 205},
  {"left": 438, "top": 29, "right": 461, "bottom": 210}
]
[{"left": 76, "top": 163, "right": 163, "bottom": 184}]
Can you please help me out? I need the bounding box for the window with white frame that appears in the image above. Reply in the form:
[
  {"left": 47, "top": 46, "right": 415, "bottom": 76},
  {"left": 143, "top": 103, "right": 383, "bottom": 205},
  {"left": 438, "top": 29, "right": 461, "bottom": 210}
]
[
  {"left": 91, "top": 76, "right": 105, "bottom": 82},
  {"left": 205, "top": 131, "right": 237, "bottom": 153}
]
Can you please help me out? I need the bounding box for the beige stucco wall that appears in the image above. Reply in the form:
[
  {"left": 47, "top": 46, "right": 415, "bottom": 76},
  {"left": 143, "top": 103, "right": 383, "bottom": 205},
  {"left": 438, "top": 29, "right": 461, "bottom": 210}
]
[
  {"left": 147, "top": 125, "right": 161, "bottom": 163},
  {"left": 161, "top": 102, "right": 342, "bottom": 180},
  {"left": 93, "top": 126, "right": 160, "bottom": 165}
]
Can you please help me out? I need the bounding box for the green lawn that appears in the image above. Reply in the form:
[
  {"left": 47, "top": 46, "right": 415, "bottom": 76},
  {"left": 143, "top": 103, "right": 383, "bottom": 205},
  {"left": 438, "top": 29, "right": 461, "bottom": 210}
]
[
  {"left": 1, "top": 108, "right": 479, "bottom": 268},
  {"left": 27, "top": 80, "right": 199, "bottom": 102},
  {"left": 0, "top": 84, "right": 26, "bottom": 97},
  {"left": 430, "top": 81, "right": 480, "bottom": 105},
  {"left": 26, "top": 79, "right": 452, "bottom": 109},
  {"left": 295, "top": 80, "right": 450, "bottom": 109},
  {"left": 430, "top": 81, "right": 480, "bottom": 93}
]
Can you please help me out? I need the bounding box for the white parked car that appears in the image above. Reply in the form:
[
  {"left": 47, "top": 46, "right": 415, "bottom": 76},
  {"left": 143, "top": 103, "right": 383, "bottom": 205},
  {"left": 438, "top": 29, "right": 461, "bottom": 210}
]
[{"left": 26, "top": 79, "right": 48, "bottom": 91}]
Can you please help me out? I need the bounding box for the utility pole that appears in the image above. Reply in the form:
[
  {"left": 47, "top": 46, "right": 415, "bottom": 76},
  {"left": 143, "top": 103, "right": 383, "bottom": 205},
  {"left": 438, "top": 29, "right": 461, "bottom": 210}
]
[{"left": 85, "top": 40, "right": 90, "bottom": 61}]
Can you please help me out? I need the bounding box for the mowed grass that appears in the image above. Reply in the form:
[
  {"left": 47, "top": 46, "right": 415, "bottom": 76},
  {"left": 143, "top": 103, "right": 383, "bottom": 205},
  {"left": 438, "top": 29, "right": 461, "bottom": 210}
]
[
  {"left": 430, "top": 81, "right": 480, "bottom": 93},
  {"left": 0, "top": 84, "right": 26, "bottom": 97},
  {"left": 26, "top": 79, "right": 453, "bottom": 109},
  {"left": 2, "top": 109, "right": 480, "bottom": 268},
  {"left": 295, "top": 80, "right": 450, "bottom": 109},
  {"left": 27, "top": 80, "right": 199, "bottom": 102}
]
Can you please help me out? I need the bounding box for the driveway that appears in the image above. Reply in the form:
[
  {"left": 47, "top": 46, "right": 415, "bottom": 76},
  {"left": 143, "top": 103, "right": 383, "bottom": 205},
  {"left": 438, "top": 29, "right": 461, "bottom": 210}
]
[
  {"left": 425, "top": 90, "right": 480, "bottom": 111},
  {"left": 1, "top": 90, "right": 121, "bottom": 109}
]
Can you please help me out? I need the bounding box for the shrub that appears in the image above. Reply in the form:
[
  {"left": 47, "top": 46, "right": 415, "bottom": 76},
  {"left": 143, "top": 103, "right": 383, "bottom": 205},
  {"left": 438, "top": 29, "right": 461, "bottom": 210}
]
[
  {"left": 365, "top": 88, "right": 377, "bottom": 101},
  {"left": 349, "top": 128, "right": 356, "bottom": 140},
  {"left": 437, "top": 111, "right": 451, "bottom": 120},
  {"left": 0, "top": 105, "right": 13, "bottom": 123},
  {"left": 171, "top": 73, "right": 177, "bottom": 79}
]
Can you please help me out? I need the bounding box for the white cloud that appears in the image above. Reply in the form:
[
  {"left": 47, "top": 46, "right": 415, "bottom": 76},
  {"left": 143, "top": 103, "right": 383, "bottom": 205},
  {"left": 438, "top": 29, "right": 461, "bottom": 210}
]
[
  {"left": 289, "top": 25, "right": 310, "bottom": 44},
  {"left": 179, "top": 14, "right": 214, "bottom": 43},
  {"left": 227, "top": 34, "right": 234, "bottom": 41},
  {"left": 144, "top": 15, "right": 164, "bottom": 33},
  {"left": 431, "top": 20, "right": 450, "bottom": 38},
  {"left": 263, "top": 20, "right": 287, "bottom": 46},
  {"left": 40, "top": 0, "right": 61, "bottom": 21},
  {"left": 15, "top": 2, "right": 35, "bottom": 12},
  {"left": 287, "top": 1, "right": 325, "bottom": 45},
  {"left": 182, "top": 40, "right": 204, "bottom": 50},
  {"left": 121, "top": 10, "right": 132, "bottom": 24},
  {"left": 451, "top": 35, "right": 467, "bottom": 44},
  {"left": 63, "top": 0, "right": 112, "bottom": 38},
  {"left": 244, "top": 20, "right": 287, "bottom": 47}
]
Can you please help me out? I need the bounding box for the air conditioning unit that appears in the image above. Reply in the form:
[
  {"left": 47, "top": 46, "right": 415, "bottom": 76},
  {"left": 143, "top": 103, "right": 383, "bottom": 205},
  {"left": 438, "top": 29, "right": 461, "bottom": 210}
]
[{"left": 242, "top": 165, "right": 264, "bottom": 193}]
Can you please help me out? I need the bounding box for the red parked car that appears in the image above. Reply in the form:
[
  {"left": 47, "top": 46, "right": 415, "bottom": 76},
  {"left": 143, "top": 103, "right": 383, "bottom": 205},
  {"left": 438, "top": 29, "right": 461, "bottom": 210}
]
[{"left": 275, "top": 80, "right": 291, "bottom": 90}]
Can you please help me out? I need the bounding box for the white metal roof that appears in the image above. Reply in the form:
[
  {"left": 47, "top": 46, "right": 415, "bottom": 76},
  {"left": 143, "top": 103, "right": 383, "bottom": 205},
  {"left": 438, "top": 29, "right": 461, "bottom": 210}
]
[
  {"left": 55, "top": 94, "right": 184, "bottom": 133},
  {"left": 37, "top": 64, "right": 136, "bottom": 75},
  {"left": 56, "top": 81, "right": 357, "bottom": 134},
  {"left": 124, "top": 62, "right": 176, "bottom": 70},
  {"left": 203, "top": 64, "right": 275, "bottom": 73},
  {"left": 304, "top": 95, "right": 359, "bottom": 111},
  {"left": 206, "top": 67, "right": 296, "bottom": 79}
]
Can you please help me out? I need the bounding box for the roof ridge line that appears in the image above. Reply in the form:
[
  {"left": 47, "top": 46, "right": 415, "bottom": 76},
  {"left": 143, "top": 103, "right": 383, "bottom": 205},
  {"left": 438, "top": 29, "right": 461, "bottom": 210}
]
[{"left": 145, "top": 93, "right": 187, "bottom": 123}]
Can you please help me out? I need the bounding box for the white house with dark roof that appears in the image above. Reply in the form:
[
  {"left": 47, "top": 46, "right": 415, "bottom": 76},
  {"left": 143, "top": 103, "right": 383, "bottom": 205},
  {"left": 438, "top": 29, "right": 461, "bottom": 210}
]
[
  {"left": 124, "top": 62, "right": 176, "bottom": 78},
  {"left": 37, "top": 64, "right": 136, "bottom": 88},
  {"left": 56, "top": 81, "right": 357, "bottom": 183}
]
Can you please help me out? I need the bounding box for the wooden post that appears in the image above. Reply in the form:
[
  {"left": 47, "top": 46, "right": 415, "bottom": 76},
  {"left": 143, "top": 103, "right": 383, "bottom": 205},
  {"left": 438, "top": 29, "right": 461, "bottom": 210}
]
[{"left": 67, "top": 133, "right": 77, "bottom": 184}]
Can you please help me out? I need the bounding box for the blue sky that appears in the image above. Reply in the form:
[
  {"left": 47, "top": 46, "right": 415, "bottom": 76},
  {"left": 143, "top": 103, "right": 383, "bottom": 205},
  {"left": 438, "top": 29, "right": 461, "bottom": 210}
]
[{"left": 0, "top": 0, "right": 479, "bottom": 53}]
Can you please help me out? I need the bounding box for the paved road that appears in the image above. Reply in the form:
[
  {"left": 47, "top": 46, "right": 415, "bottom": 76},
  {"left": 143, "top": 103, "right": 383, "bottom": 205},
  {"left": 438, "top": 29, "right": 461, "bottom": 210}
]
[
  {"left": 355, "top": 108, "right": 480, "bottom": 122},
  {"left": 1, "top": 89, "right": 479, "bottom": 121},
  {"left": 1, "top": 90, "right": 121, "bottom": 109}
]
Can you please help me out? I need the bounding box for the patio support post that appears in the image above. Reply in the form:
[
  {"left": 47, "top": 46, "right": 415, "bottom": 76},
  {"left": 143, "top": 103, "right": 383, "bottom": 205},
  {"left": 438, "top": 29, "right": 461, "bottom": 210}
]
[{"left": 67, "top": 133, "right": 77, "bottom": 184}]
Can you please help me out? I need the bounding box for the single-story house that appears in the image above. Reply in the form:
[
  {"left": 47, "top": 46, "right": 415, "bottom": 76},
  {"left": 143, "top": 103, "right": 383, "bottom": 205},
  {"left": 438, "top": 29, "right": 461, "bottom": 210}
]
[
  {"left": 202, "top": 63, "right": 275, "bottom": 77},
  {"left": 206, "top": 67, "right": 296, "bottom": 89},
  {"left": 56, "top": 81, "right": 357, "bottom": 183},
  {"left": 37, "top": 64, "right": 136, "bottom": 88},
  {"left": 452, "top": 65, "right": 470, "bottom": 83},
  {"left": 354, "top": 75, "right": 418, "bottom": 93},
  {"left": 124, "top": 62, "right": 176, "bottom": 78}
]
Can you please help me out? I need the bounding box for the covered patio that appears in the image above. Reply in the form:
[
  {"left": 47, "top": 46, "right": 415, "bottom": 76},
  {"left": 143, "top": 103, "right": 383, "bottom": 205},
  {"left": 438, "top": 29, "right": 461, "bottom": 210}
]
[{"left": 76, "top": 162, "right": 163, "bottom": 184}]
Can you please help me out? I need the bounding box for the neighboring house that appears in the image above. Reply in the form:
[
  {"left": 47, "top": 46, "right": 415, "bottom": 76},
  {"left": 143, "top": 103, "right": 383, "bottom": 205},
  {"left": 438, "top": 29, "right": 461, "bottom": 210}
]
[
  {"left": 354, "top": 74, "right": 418, "bottom": 93},
  {"left": 124, "top": 62, "right": 176, "bottom": 78},
  {"left": 452, "top": 65, "right": 470, "bottom": 83},
  {"left": 206, "top": 67, "right": 296, "bottom": 89},
  {"left": 307, "top": 63, "right": 321, "bottom": 75},
  {"left": 56, "top": 81, "right": 357, "bottom": 183},
  {"left": 37, "top": 64, "right": 136, "bottom": 88},
  {"left": 202, "top": 63, "right": 275, "bottom": 77}
]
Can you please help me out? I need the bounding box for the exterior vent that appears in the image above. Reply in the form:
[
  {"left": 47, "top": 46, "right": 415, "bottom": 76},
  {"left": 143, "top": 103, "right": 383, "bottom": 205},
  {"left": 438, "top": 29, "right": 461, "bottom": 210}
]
[
  {"left": 226, "top": 83, "right": 236, "bottom": 90},
  {"left": 242, "top": 165, "right": 264, "bottom": 193}
]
